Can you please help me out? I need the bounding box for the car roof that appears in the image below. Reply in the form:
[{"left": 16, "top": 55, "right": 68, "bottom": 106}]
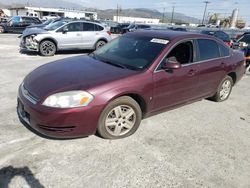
[{"left": 125, "top": 30, "right": 214, "bottom": 41}]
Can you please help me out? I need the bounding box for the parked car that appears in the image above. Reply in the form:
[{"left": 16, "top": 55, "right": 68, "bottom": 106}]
[
  {"left": 20, "top": 20, "right": 112, "bottom": 56},
  {"left": 122, "top": 24, "right": 151, "bottom": 33},
  {"left": 17, "top": 31, "right": 245, "bottom": 139},
  {"left": 110, "top": 23, "right": 130, "bottom": 34},
  {"left": 169, "top": 27, "right": 187, "bottom": 32},
  {"left": 0, "top": 16, "right": 42, "bottom": 33},
  {"left": 201, "top": 30, "right": 232, "bottom": 47},
  {"left": 23, "top": 18, "right": 74, "bottom": 33}
]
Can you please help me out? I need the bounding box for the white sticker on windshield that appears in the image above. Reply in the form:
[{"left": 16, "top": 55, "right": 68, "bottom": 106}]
[{"left": 150, "top": 38, "right": 169, "bottom": 44}]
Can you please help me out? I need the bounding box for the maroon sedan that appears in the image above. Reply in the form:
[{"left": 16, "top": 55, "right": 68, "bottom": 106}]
[{"left": 17, "top": 31, "right": 245, "bottom": 139}]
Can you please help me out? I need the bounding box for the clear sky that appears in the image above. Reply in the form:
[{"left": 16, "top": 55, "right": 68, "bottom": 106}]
[{"left": 80, "top": 0, "right": 250, "bottom": 25}]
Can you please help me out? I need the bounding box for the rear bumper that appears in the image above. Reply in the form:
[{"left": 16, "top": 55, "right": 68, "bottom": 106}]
[{"left": 17, "top": 87, "right": 103, "bottom": 139}]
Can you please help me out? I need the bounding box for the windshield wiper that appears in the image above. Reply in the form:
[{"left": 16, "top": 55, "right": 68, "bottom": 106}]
[{"left": 102, "top": 60, "right": 127, "bottom": 69}]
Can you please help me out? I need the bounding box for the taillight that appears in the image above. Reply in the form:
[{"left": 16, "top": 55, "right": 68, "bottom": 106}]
[{"left": 107, "top": 31, "right": 111, "bottom": 35}]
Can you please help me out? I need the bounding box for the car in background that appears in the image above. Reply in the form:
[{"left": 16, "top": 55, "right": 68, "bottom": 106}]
[
  {"left": 201, "top": 30, "right": 232, "bottom": 47},
  {"left": 0, "top": 16, "right": 42, "bottom": 33},
  {"left": 122, "top": 24, "right": 151, "bottom": 33},
  {"left": 110, "top": 23, "right": 130, "bottom": 34},
  {"left": 17, "top": 31, "right": 245, "bottom": 139},
  {"left": 23, "top": 18, "right": 74, "bottom": 32},
  {"left": 20, "top": 20, "right": 112, "bottom": 56},
  {"left": 169, "top": 27, "right": 187, "bottom": 32}
]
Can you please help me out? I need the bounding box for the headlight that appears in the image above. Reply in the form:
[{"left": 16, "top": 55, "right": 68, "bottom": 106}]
[{"left": 42, "top": 91, "right": 94, "bottom": 108}]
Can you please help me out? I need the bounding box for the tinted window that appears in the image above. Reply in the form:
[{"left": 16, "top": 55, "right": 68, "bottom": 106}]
[
  {"left": 83, "top": 23, "right": 95, "bottom": 31},
  {"left": 239, "top": 35, "right": 250, "bottom": 44},
  {"left": 95, "top": 24, "right": 104, "bottom": 31},
  {"left": 218, "top": 43, "right": 230, "bottom": 57},
  {"left": 166, "top": 41, "right": 193, "bottom": 65},
  {"left": 64, "top": 22, "right": 81, "bottom": 32},
  {"left": 93, "top": 36, "right": 166, "bottom": 70},
  {"left": 215, "top": 31, "right": 230, "bottom": 42},
  {"left": 197, "top": 39, "right": 220, "bottom": 61},
  {"left": 22, "top": 17, "right": 33, "bottom": 24}
]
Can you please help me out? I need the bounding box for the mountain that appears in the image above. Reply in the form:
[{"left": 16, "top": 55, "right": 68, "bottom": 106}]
[
  {"left": 0, "top": 1, "right": 200, "bottom": 24},
  {"left": 96, "top": 8, "right": 200, "bottom": 24}
]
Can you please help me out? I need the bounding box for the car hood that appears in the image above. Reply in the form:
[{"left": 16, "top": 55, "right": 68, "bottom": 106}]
[
  {"left": 23, "top": 55, "right": 138, "bottom": 100},
  {"left": 22, "top": 28, "right": 49, "bottom": 37}
]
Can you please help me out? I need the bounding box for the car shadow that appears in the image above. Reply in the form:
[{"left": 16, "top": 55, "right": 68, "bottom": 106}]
[
  {"left": 19, "top": 49, "right": 93, "bottom": 56},
  {"left": 0, "top": 166, "right": 45, "bottom": 188}
]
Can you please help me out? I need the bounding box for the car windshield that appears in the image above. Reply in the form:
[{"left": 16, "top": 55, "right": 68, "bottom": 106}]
[
  {"left": 92, "top": 35, "right": 167, "bottom": 70},
  {"left": 44, "top": 21, "right": 67, "bottom": 31},
  {"left": 127, "top": 24, "right": 135, "bottom": 29},
  {"left": 43, "top": 19, "right": 54, "bottom": 25}
]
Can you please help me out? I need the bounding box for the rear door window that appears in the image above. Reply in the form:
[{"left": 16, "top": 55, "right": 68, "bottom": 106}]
[
  {"left": 218, "top": 43, "right": 230, "bottom": 57},
  {"left": 197, "top": 39, "right": 220, "bottom": 61},
  {"left": 83, "top": 23, "right": 95, "bottom": 31}
]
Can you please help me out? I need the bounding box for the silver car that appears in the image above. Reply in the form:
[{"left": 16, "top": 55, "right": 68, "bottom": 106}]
[{"left": 20, "top": 20, "right": 112, "bottom": 56}]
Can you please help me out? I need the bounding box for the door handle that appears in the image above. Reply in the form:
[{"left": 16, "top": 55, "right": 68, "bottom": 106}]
[
  {"left": 76, "top": 33, "right": 82, "bottom": 36},
  {"left": 187, "top": 69, "right": 196, "bottom": 76}
]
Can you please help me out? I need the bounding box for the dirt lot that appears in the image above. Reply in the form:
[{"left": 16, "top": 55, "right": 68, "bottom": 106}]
[{"left": 0, "top": 33, "right": 250, "bottom": 188}]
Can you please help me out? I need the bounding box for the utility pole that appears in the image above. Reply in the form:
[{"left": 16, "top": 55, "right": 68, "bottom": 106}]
[
  {"left": 202, "top": 1, "right": 210, "bottom": 25},
  {"left": 171, "top": 6, "right": 175, "bottom": 24},
  {"left": 162, "top": 8, "right": 165, "bottom": 23},
  {"left": 116, "top": 4, "right": 119, "bottom": 22}
]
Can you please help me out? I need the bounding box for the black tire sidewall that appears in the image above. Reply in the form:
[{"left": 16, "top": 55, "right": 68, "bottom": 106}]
[
  {"left": 97, "top": 96, "right": 142, "bottom": 139},
  {"left": 39, "top": 40, "right": 56, "bottom": 56}
]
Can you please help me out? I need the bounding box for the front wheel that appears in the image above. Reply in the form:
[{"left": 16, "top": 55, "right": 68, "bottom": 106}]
[
  {"left": 97, "top": 96, "right": 142, "bottom": 139},
  {"left": 246, "top": 65, "right": 250, "bottom": 75},
  {"left": 39, "top": 40, "right": 56, "bottom": 56},
  {"left": 211, "top": 76, "right": 233, "bottom": 102}
]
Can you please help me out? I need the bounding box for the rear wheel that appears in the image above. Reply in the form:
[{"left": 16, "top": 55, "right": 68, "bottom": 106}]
[
  {"left": 211, "top": 75, "right": 233, "bottom": 102},
  {"left": 39, "top": 40, "right": 56, "bottom": 56},
  {"left": 0, "top": 26, "right": 5, "bottom": 33},
  {"left": 246, "top": 65, "right": 250, "bottom": 75},
  {"left": 95, "top": 40, "right": 107, "bottom": 50},
  {"left": 97, "top": 96, "right": 142, "bottom": 139}
]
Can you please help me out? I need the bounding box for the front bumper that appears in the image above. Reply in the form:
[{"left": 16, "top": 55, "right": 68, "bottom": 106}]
[
  {"left": 17, "top": 86, "right": 102, "bottom": 139},
  {"left": 20, "top": 37, "right": 39, "bottom": 52}
]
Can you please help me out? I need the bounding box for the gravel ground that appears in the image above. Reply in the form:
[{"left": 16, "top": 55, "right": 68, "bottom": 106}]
[{"left": 0, "top": 34, "right": 250, "bottom": 188}]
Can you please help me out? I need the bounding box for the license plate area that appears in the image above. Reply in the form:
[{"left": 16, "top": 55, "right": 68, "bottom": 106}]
[{"left": 18, "top": 100, "right": 30, "bottom": 125}]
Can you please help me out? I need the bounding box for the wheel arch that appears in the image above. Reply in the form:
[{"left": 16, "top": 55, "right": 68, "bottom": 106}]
[
  {"left": 106, "top": 92, "right": 148, "bottom": 118},
  {"left": 227, "top": 72, "right": 237, "bottom": 85}
]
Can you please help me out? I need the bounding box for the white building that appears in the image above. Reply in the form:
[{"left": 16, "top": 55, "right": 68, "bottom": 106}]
[
  {"left": 113, "top": 16, "right": 160, "bottom": 24},
  {"left": 8, "top": 6, "right": 97, "bottom": 20}
]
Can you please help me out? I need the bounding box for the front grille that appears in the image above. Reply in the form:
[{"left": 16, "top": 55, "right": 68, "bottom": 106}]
[{"left": 21, "top": 83, "right": 38, "bottom": 104}]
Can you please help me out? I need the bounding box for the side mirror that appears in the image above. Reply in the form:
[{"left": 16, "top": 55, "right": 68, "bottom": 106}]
[
  {"left": 162, "top": 57, "right": 181, "bottom": 71},
  {"left": 62, "top": 28, "right": 68, "bottom": 34}
]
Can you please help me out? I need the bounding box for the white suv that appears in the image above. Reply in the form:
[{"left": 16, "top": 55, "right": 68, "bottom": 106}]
[{"left": 20, "top": 20, "right": 112, "bottom": 56}]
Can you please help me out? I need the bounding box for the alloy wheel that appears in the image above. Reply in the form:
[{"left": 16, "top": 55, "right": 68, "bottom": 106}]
[
  {"left": 40, "top": 41, "right": 56, "bottom": 56},
  {"left": 219, "top": 80, "right": 231, "bottom": 100},
  {"left": 96, "top": 41, "right": 106, "bottom": 49},
  {"left": 105, "top": 105, "right": 136, "bottom": 136}
]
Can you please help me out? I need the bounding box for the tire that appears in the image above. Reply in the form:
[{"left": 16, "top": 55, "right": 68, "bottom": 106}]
[
  {"left": 0, "top": 26, "right": 5, "bottom": 33},
  {"left": 95, "top": 40, "right": 107, "bottom": 50},
  {"left": 246, "top": 65, "right": 250, "bottom": 75},
  {"left": 210, "top": 75, "right": 233, "bottom": 102},
  {"left": 39, "top": 40, "right": 56, "bottom": 56},
  {"left": 97, "top": 96, "right": 142, "bottom": 139}
]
